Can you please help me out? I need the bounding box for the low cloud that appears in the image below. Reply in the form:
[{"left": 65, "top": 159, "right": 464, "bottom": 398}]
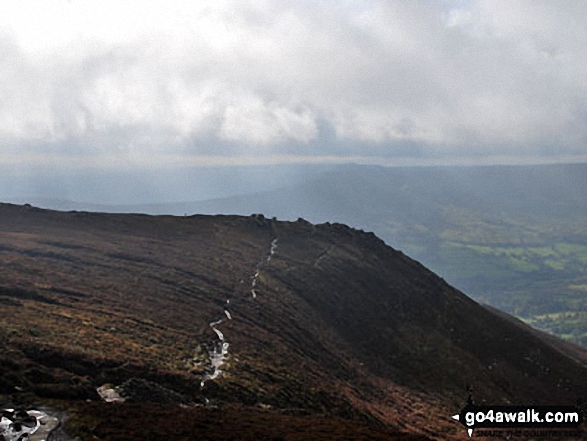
[{"left": 0, "top": 0, "right": 586, "bottom": 165}]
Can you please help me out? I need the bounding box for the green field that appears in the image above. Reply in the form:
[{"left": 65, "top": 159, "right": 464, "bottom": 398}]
[{"left": 382, "top": 207, "right": 587, "bottom": 346}]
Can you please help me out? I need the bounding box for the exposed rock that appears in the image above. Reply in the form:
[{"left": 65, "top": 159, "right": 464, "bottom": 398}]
[{"left": 96, "top": 384, "right": 125, "bottom": 403}]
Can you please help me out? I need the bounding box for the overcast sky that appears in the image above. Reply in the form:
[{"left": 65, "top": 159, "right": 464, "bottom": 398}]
[{"left": 1, "top": 0, "right": 587, "bottom": 169}]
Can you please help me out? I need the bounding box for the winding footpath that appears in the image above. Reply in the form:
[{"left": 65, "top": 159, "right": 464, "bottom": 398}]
[
  {"left": 251, "top": 238, "right": 278, "bottom": 298},
  {"left": 200, "top": 237, "right": 278, "bottom": 391}
]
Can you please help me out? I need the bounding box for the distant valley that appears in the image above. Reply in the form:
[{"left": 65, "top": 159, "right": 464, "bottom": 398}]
[
  {"left": 146, "top": 164, "right": 587, "bottom": 346},
  {"left": 20, "top": 163, "right": 585, "bottom": 345}
]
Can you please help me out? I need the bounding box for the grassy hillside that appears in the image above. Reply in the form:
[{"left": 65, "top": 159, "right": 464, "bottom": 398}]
[
  {"left": 10, "top": 164, "right": 585, "bottom": 345},
  {"left": 0, "top": 204, "right": 585, "bottom": 439},
  {"left": 156, "top": 163, "right": 587, "bottom": 346}
]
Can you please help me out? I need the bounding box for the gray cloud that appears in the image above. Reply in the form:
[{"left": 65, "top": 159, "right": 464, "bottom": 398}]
[{"left": 0, "top": 0, "right": 586, "bottom": 165}]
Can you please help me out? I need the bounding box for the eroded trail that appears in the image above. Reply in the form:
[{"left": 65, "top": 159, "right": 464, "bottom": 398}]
[
  {"left": 251, "top": 238, "right": 278, "bottom": 298},
  {"left": 200, "top": 237, "right": 278, "bottom": 391},
  {"left": 200, "top": 318, "right": 230, "bottom": 387}
]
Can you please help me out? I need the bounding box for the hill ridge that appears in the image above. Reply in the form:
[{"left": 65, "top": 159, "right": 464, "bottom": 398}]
[{"left": 0, "top": 204, "right": 585, "bottom": 439}]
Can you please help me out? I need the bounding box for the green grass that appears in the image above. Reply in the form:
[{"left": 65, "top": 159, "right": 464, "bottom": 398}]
[
  {"left": 554, "top": 242, "right": 587, "bottom": 255},
  {"left": 436, "top": 242, "right": 519, "bottom": 280},
  {"left": 523, "top": 311, "right": 587, "bottom": 346},
  {"left": 506, "top": 256, "right": 540, "bottom": 272},
  {"left": 544, "top": 259, "right": 565, "bottom": 270},
  {"left": 396, "top": 207, "right": 587, "bottom": 346}
]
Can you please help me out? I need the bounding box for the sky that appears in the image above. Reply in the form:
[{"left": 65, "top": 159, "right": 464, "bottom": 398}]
[{"left": 1, "top": 0, "right": 587, "bottom": 170}]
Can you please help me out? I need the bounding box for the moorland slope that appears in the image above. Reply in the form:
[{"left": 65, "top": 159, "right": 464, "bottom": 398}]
[{"left": 0, "top": 204, "right": 585, "bottom": 439}]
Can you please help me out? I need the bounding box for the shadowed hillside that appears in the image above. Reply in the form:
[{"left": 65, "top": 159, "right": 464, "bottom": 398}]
[
  {"left": 12, "top": 164, "right": 587, "bottom": 345},
  {"left": 0, "top": 203, "right": 585, "bottom": 440},
  {"left": 101, "top": 163, "right": 586, "bottom": 346}
]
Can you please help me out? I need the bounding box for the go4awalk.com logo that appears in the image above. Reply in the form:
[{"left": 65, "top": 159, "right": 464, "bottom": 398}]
[{"left": 451, "top": 394, "right": 583, "bottom": 437}]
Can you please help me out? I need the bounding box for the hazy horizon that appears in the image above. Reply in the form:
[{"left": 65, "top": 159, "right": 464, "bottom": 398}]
[
  {"left": 2, "top": 161, "right": 586, "bottom": 208},
  {"left": 1, "top": 1, "right": 587, "bottom": 181}
]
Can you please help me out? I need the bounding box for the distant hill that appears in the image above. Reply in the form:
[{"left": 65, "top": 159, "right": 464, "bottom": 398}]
[
  {"left": 6, "top": 163, "right": 586, "bottom": 345},
  {"left": 0, "top": 204, "right": 585, "bottom": 440},
  {"left": 88, "top": 163, "right": 587, "bottom": 346},
  {"left": 0, "top": 163, "right": 334, "bottom": 207}
]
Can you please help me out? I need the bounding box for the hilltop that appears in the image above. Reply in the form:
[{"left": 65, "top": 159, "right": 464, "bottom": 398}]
[
  {"left": 0, "top": 203, "right": 585, "bottom": 440},
  {"left": 13, "top": 163, "right": 586, "bottom": 345}
]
